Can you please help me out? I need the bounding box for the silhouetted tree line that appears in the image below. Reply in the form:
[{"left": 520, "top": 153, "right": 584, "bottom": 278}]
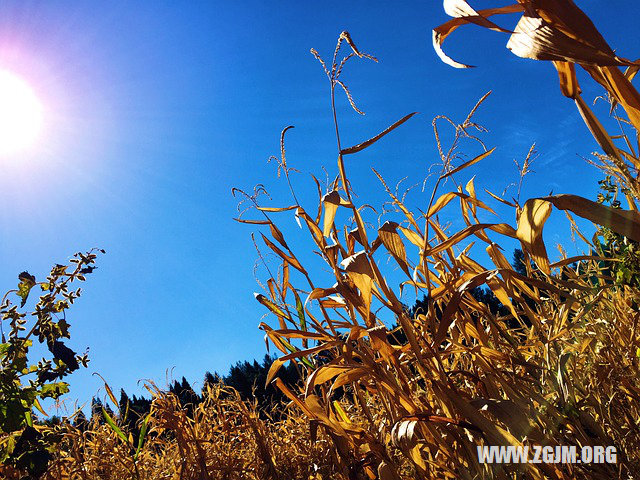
[
  {"left": 76, "top": 249, "right": 530, "bottom": 429},
  {"left": 77, "top": 354, "right": 302, "bottom": 429}
]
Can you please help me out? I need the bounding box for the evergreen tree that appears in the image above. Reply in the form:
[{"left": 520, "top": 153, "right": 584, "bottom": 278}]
[
  {"left": 513, "top": 248, "right": 529, "bottom": 276},
  {"left": 202, "top": 371, "right": 219, "bottom": 391},
  {"left": 169, "top": 377, "right": 200, "bottom": 415},
  {"left": 129, "top": 395, "right": 152, "bottom": 421},
  {"left": 119, "top": 389, "right": 130, "bottom": 417},
  {"left": 90, "top": 397, "right": 103, "bottom": 422}
]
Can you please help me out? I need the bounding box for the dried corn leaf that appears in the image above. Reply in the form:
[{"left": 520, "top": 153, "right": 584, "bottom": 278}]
[
  {"left": 428, "top": 191, "right": 496, "bottom": 217},
  {"left": 265, "top": 357, "right": 286, "bottom": 387},
  {"left": 269, "top": 222, "right": 288, "bottom": 249},
  {"left": 332, "top": 401, "right": 351, "bottom": 424},
  {"left": 552, "top": 60, "right": 580, "bottom": 98},
  {"left": 340, "top": 251, "right": 375, "bottom": 324},
  {"left": 341, "top": 112, "right": 417, "bottom": 155},
  {"left": 296, "top": 206, "right": 324, "bottom": 245},
  {"left": 377, "top": 461, "right": 403, "bottom": 480},
  {"left": 484, "top": 188, "right": 516, "bottom": 207},
  {"left": 441, "top": 147, "right": 496, "bottom": 179},
  {"left": 506, "top": 13, "right": 625, "bottom": 66},
  {"left": 368, "top": 325, "right": 397, "bottom": 361},
  {"left": 257, "top": 205, "right": 298, "bottom": 212},
  {"left": 305, "top": 394, "right": 348, "bottom": 436},
  {"left": 434, "top": 3, "right": 522, "bottom": 68},
  {"left": 273, "top": 377, "right": 314, "bottom": 417},
  {"left": 438, "top": 384, "right": 532, "bottom": 453},
  {"left": 332, "top": 369, "right": 369, "bottom": 390},
  {"left": 398, "top": 225, "right": 424, "bottom": 248},
  {"left": 432, "top": 271, "right": 494, "bottom": 346},
  {"left": 465, "top": 176, "right": 478, "bottom": 217},
  {"left": 233, "top": 218, "right": 270, "bottom": 225},
  {"left": 488, "top": 223, "right": 518, "bottom": 238},
  {"left": 516, "top": 198, "right": 552, "bottom": 274},
  {"left": 352, "top": 206, "right": 369, "bottom": 247},
  {"left": 378, "top": 221, "right": 410, "bottom": 276},
  {"left": 541, "top": 194, "right": 640, "bottom": 242},
  {"left": 261, "top": 233, "right": 307, "bottom": 274},
  {"left": 391, "top": 419, "right": 418, "bottom": 450},
  {"left": 595, "top": 65, "right": 640, "bottom": 135},
  {"left": 469, "top": 398, "right": 535, "bottom": 439},
  {"left": 306, "top": 365, "right": 367, "bottom": 395},
  {"left": 574, "top": 95, "right": 621, "bottom": 161},
  {"left": 307, "top": 287, "right": 338, "bottom": 303},
  {"left": 270, "top": 329, "right": 328, "bottom": 341},
  {"left": 255, "top": 293, "right": 287, "bottom": 319},
  {"left": 429, "top": 223, "right": 500, "bottom": 256},
  {"left": 322, "top": 190, "right": 342, "bottom": 237},
  {"left": 434, "top": 0, "right": 640, "bottom": 139}
]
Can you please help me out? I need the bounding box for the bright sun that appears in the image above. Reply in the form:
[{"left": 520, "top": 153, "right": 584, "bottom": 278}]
[{"left": 0, "top": 70, "right": 43, "bottom": 156}]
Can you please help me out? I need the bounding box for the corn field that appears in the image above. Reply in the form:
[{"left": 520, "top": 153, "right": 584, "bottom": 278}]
[{"left": 3, "top": 1, "right": 640, "bottom": 479}]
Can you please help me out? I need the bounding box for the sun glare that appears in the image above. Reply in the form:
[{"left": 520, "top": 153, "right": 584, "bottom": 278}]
[{"left": 0, "top": 70, "right": 43, "bottom": 156}]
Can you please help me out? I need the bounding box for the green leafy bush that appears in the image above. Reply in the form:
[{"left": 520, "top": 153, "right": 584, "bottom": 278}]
[
  {"left": 0, "top": 249, "right": 102, "bottom": 478},
  {"left": 595, "top": 175, "right": 640, "bottom": 287}
]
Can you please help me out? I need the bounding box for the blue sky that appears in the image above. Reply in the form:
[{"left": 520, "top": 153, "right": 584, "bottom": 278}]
[{"left": 0, "top": 1, "right": 638, "bottom": 410}]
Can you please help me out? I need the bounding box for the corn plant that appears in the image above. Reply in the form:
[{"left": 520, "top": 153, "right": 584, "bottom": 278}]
[
  {"left": 234, "top": 7, "right": 640, "bottom": 477},
  {"left": 30, "top": 2, "right": 640, "bottom": 479}
]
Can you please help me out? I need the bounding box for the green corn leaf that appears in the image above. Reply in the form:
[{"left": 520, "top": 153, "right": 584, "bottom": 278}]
[
  {"left": 293, "top": 289, "right": 306, "bottom": 331},
  {"left": 102, "top": 407, "right": 129, "bottom": 445},
  {"left": 277, "top": 337, "right": 314, "bottom": 368},
  {"left": 254, "top": 293, "right": 288, "bottom": 318},
  {"left": 134, "top": 413, "right": 151, "bottom": 461}
]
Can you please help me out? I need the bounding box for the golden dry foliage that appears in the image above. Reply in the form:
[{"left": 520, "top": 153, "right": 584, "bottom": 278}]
[
  {"left": 434, "top": 0, "right": 640, "bottom": 212},
  {"left": 37, "top": 3, "right": 640, "bottom": 479},
  {"left": 232, "top": 11, "right": 638, "bottom": 480},
  {"left": 40, "top": 384, "right": 345, "bottom": 480},
  {"left": 235, "top": 103, "right": 640, "bottom": 478}
]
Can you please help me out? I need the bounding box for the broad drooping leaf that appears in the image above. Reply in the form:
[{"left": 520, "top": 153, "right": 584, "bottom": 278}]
[
  {"left": 433, "top": 2, "right": 522, "bottom": 68},
  {"left": 516, "top": 198, "right": 553, "bottom": 274},
  {"left": 340, "top": 251, "right": 375, "bottom": 325},
  {"left": 435, "top": 0, "right": 635, "bottom": 68},
  {"left": 322, "top": 190, "right": 344, "bottom": 237},
  {"left": 378, "top": 221, "right": 410, "bottom": 276},
  {"left": 434, "top": 0, "right": 640, "bottom": 133},
  {"left": 506, "top": 8, "right": 624, "bottom": 66},
  {"left": 517, "top": 194, "right": 640, "bottom": 273}
]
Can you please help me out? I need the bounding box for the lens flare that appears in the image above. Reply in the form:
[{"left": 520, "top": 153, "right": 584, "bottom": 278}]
[{"left": 0, "top": 70, "right": 43, "bottom": 156}]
